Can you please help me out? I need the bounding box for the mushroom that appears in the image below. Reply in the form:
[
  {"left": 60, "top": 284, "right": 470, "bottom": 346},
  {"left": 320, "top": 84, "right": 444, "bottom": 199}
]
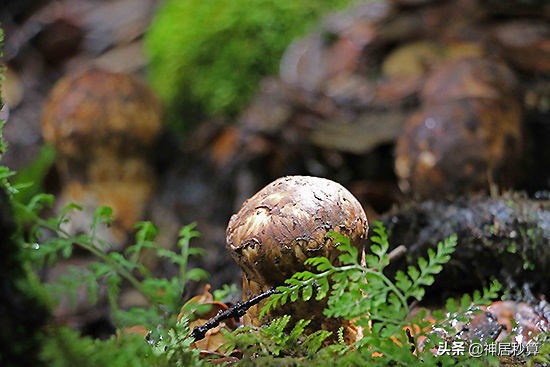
[
  {"left": 41, "top": 69, "right": 162, "bottom": 249},
  {"left": 395, "top": 57, "right": 523, "bottom": 199},
  {"left": 226, "top": 175, "right": 368, "bottom": 340}
]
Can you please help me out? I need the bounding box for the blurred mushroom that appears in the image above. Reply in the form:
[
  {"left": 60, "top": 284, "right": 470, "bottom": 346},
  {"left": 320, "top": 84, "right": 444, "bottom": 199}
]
[
  {"left": 395, "top": 58, "right": 523, "bottom": 198},
  {"left": 395, "top": 99, "right": 523, "bottom": 198},
  {"left": 41, "top": 69, "right": 162, "bottom": 249},
  {"left": 226, "top": 175, "right": 368, "bottom": 340}
]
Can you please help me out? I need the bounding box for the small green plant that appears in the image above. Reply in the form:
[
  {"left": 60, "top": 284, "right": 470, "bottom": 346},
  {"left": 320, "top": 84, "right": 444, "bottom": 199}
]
[
  {"left": 8, "top": 189, "right": 208, "bottom": 365},
  {"left": 225, "top": 315, "right": 332, "bottom": 365},
  {"left": 263, "top": 223, "right": 457, "bottom": 321},
  {"left": 17, "top": 196, "right": 208, "bottom": 329},
  {"left": 11, "top": 145, "right": 56, "bottom": 204},
  {"left": 228, "top": 222, "right": 503, "bottom": 366},
  {"left": 145, "top": 0, "right": 351, "bottom": 130},
  {"left": 527, "top": 333, "right": 550, "bottom": 367},
  {"left": 41, "top": 317, "right": 204, "bottom": 367}
]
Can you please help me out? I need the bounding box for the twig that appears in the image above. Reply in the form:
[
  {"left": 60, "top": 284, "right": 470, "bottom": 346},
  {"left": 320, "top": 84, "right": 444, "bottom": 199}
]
[
  {"left": 405, "top": 327, "right": 416, "bottom": 353},
  {"left": 388, "top": 245, "right": 407, "bottom": 262},
  {"left": 192, "top": 245, "right": 407, "bottom": 341},
  {"left": 191, "top": 288, "right": 281, "bottom": 341}
]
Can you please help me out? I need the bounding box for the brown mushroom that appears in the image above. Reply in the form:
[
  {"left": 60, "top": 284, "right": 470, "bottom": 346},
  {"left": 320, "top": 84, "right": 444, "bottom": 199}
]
[
  {"left": 395, "top": 57, "right": 523, "bottom": 199},
  {"left": 226, "top": 175, "right": 368, "bottom": 340},
  {"left": 41, "top": 69, "right": 162, "bottom": 249},
  {"left": 395, "top": 99, "right": 523, "bottom": 198}
]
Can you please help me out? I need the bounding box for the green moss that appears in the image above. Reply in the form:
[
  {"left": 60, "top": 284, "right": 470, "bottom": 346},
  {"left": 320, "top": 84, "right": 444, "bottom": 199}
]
[{"left": 144, "top": 0, "right": 351, "bottom": 130}]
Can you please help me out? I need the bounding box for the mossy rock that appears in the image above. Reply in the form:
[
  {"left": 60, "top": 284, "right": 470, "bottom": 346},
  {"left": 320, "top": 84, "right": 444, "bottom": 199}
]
[{"left": 144, "top": 0, "right": 351, "bottom": 131}]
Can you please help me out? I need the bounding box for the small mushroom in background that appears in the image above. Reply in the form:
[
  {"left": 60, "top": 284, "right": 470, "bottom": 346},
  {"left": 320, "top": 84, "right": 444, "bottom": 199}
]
[
  {"left": 226, "top": 175, "right": 368, "bottom": 341},
  {"left": 395, "top": 57, "right": 523, "bottom": 199},
  {"left": 41, "top": 69, "right": 162, "bottom": 249}
]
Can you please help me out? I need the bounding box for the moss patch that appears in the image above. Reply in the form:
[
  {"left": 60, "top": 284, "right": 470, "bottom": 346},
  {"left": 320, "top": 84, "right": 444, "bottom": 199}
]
[{"left": 144, "top": 0, "right": 351, "bottom": 131}]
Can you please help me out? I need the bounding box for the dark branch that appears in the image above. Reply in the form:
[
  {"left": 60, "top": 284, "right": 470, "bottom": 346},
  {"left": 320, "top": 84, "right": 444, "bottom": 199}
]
[{"left": 191, "top": 288, "right": 280, "bottom": 341}]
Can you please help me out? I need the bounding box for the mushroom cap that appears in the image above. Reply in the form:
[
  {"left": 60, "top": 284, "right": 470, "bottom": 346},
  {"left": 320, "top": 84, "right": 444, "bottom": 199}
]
[
  {"left": 41, "top": 69, "right": 162, "bottom": 158},
  {"left": 226, "top": 175, "right": 368, "bottom": 290}
]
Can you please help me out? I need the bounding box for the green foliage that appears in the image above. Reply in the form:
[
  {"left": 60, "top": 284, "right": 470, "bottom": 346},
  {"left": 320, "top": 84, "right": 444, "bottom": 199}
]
[
  {"left": 145, "top": 0, "right": 351, "bottom": 130},
  {"left": 0, "top": 95, "right": 205, "bottom": 364},
  {"left": 17, "top": 196, "right": 208, "bottom": 329},
  {"left": 12, "top": 144, "right": 56, "bottom": 205},
  {"left": 251, "top": 222, "right": 503, "bottom": 366},
  {"left": 213, "top": 283, "right": 241, "bottom": 303},
  {"left": 41, "top": 319, "right": 203, "bottom": 367},
  {"left": 0, "top": 165, "right": 17, "bottom": 195},
  {"left": 12, "top": 192, "right": 208, "bottom": 365},
  {"left": 262, "top": 223, "right": 457, "bottom": 321},
  {"left": 527, "top": 333, "right": 550, "bottom": 367},
  {"left": 224, "top": 315, "right": 332, "bottom": 366},
  {"left": 0, "top": 75, "right": 50, "bottom": 365}
]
